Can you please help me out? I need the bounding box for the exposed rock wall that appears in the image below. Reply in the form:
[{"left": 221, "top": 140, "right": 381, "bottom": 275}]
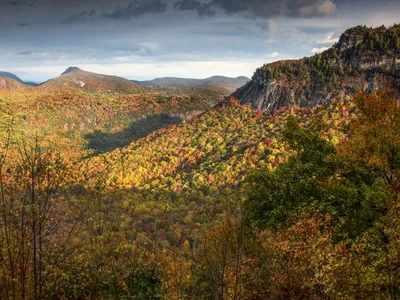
[{"left": 234, "top": 26, "right": 400, "bottom": 113}]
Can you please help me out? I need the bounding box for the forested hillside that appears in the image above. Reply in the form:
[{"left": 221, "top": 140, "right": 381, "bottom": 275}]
[
  {"left": 1, "top": 89, "right": 399, "bottom": 298},
  {"left": 0, "top": 89, "right": 222, "bottom": 159},
  {"left": 133, "top": 76, "right": 250, "bottom": 98}
]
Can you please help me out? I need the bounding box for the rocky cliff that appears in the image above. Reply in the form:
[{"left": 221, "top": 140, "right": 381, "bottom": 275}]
[{"left": 234, "top": 25, "right": 400, "bottom": 113}]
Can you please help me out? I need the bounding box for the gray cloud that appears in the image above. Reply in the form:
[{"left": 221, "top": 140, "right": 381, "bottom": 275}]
[
  {"left": 18, "top": 23, "right": 31, "bottom": 27},
  {"left": 1, "top": 0, "right": 398, "bottom": 83},
  {"left": 218, "top": 0, "right": 336, "bottom": 18},
  {"left": 64, "top": 10, "right": 96, "bottom": 24},
  {"left": 17, "top": 51, "right": 33, "bottom": 56},
  {"left": 174, "top": 0, "right": 215, "bottom": 16},
  {"left": 16, "top": 51, "right": 44, "bottom": 56},
  {"left": 103, "top": 0, "right": 168, "bottom": 20},
  {"left": 8, "top": 0, "right": 36, "bottom": 6},
  {"left": 174, "top": 0, "right": 336, "bottom": 18}
]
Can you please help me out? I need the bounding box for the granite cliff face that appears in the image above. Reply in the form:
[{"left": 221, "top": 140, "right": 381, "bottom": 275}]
[{"left": 234, "top": 25, "right": 400, "bottom": 113}]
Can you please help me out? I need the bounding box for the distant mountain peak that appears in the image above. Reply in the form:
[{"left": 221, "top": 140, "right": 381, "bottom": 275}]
[
  {"left": 61, "top": 67, "right": 82, "bottom": 75},
  {"left": 42, "top": 67, "right": 145, "bottom": 93}
]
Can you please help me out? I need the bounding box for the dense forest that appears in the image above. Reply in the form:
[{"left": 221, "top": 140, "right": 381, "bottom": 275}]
[
  {"left": 0, "top": 89, "right": 399, "bottom": 299},
  {"left": 0, "top": 24, "right": 399, "bottom": 299}
]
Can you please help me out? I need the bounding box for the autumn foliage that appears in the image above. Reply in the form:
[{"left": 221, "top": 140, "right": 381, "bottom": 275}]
[{"left": 0, "top": 87, "right": 399, "bottom": 298}]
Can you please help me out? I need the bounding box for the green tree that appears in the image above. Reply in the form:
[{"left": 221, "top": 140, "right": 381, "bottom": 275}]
[
  {"left": 245, "top": 116, "right": 339, "bottom": 230},
  {"left": 245, "top": 90, "right": 399, "bottom": 238}
]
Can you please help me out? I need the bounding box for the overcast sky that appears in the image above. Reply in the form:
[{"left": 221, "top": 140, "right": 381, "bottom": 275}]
[{"left": 0, "top": 0, "right": 398, "bottom": 82}]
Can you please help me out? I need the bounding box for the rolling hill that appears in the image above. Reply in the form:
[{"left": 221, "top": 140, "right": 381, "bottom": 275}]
[
  {"left": 39, "top": 67, "right": 146, "bottom": 94},
  {"left": 133, "top": 75, "right": 250, "bottom": 97},
  {"left": 0, "top": 68, "right": 249, "bottom": 98},
  {"left": 235, "top": 24, "right": 400, "bottom": 113}
]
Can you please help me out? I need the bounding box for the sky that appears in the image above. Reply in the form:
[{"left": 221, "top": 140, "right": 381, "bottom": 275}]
[{"left": 0, "top": 0, "right": 399, "bottom": 82}]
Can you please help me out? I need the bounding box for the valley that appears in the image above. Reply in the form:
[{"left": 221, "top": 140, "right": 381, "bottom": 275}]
[{"left": 0, "top": 67, "right": 239, "bottom": 158}]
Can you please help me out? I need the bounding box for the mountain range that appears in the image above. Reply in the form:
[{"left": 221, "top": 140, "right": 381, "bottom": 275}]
[
  {"left": 3, "top": 25, "right": 398, "bottom": 111},
  {"left": 133, "top": 75, "right": 250, "bottom": 95},
  {"left": 0, "top": 67, "right": 249, "bottom": 97}
]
